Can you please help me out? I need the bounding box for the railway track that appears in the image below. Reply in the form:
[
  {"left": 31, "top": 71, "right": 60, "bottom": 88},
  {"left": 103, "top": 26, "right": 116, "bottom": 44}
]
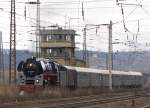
[
  {"left": 143, "top": 105, "right": 150, "bottom": 108},
  {"left": 0, "top": 90, "right": 149, "bottom": 108},
  {"left": 40, "top": 95, "right": 139, "bottom": 108}
]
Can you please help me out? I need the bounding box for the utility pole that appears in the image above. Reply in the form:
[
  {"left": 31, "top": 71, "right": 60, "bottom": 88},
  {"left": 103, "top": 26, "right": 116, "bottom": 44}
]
[
  {"left": 0, "top": 32, "right": 2, "bottom": 81},
  {"left": 108, "top": 21, "right": 113, "bottom": 90},
  {"left": 0, "top": 33, "right": 2, "bottom": 82},
  {"left": 9, "top": 0, "right": 16, "bottom": 84},
  {"left": 36, "top": 0, "right": 40, "bottom": 58},
  {"left": 2, "top": 41, "right": 4, "bottom": 83},
  {"left": 82, "top": 22, "right": 113, "bottom": 90},
  {"left": 83, "top": 26, "right": 87, "bottom": 67},
  {"left": 0, "top": 32, "right": 4, "bottom": 83}
]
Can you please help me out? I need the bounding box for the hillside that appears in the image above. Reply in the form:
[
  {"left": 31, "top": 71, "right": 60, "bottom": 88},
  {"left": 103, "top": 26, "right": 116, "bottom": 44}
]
[
  {"left": 2, "top": 49, "right": 150, "bottom": 73},
  {"left": 75, "top": 50, "right": 150, "bottom": 73}
]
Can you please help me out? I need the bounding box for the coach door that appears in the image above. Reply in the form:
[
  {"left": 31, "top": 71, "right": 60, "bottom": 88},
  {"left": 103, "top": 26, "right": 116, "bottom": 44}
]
[{"left": 66, "top": 69, "right": 77, "bottom": 89}]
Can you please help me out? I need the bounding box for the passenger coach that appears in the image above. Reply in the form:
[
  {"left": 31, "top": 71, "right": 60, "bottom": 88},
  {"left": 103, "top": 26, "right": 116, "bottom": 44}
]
[{"left": 60, "top": 66, "right": 143, "bottom": 88}]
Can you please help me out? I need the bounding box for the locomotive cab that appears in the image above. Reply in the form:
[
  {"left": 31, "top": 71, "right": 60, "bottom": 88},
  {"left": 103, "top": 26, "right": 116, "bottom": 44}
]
[{"left": 40, "top": 60, "right": 59, "bottom": 86}]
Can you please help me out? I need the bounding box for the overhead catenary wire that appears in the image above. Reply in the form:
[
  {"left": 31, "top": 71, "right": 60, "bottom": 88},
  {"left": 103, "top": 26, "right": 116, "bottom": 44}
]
[
  {"left": 135, "top": 20, "right": 139, "bottom": 42},
  {"left": 0, "top": 0, "right": 150, "bottom": 52},
  {"left": 140, "top": 6, "right": 150, "bottom": 17},
  {"left": 6, "top": 0, "right": 116, "bottom": 4},
  {"left": 125, "top": 6, "right": 138, "bottom": 20},
  {"left": 0, "top": 0, "right": 149, "bottom": 27},
  {"left": 121, "top": 4, "right": 127, "bottom": 32},
  {"left": 24, "top": 4, "right": 26, "bottom": 21}
]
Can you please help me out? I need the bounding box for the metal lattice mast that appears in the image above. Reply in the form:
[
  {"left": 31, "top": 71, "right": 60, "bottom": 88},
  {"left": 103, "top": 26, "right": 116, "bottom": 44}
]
[
  {"left": 0, "top": 33, "right": 2, "bottom": 81},
  {"left": 36, "top": 0, "right": 40, "bottom": 58},
  {"left": 9, "top": 0, "right": 16, "bottom": 84}
]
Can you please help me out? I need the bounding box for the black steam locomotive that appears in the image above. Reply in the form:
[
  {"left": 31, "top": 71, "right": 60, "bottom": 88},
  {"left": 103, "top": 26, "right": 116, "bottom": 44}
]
[
  {"left": 17, "top": 57, "right": 145, "bottom": 90},
  {"left": 17, "top": 57, "right": 61, "bottom": 90}
]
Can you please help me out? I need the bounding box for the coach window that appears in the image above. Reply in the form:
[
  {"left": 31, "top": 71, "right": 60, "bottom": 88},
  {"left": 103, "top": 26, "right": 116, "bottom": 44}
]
[
  {"left": 99, "top": 75, "right": 101, "bottom": 81},
  {"left": 59, "top": 65, "right": 67, "bottom": 71}
]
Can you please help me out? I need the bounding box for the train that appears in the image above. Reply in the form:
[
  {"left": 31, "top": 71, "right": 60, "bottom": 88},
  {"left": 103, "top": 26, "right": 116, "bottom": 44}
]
[{"left": 17, "top": 57, "right": 145, "bottom": 90}]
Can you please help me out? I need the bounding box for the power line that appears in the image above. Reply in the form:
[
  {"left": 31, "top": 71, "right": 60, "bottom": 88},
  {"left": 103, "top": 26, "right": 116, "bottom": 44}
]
[
  {"left": 125, "top": 6, "right": 138, "bottom": 19},
  {"left": 0, "top": 0, "right": 115, "bottom": 6},
  {"left": 0, "top": 7, "right": 56, "bottom": 26},
  {"left": 113, "top": 16, "right": 150, "bottom": 25},
  {"left": 140, "top": 6, "right": 150, "bottom": 17},
  {"left": 15, "top": 0, "right": 115, "bottom": 4}
]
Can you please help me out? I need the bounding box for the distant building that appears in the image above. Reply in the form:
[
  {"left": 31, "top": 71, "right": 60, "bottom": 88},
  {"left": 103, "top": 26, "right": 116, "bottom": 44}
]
[{"left": 39, "top": 27, "right": 84, "bottom": 66}]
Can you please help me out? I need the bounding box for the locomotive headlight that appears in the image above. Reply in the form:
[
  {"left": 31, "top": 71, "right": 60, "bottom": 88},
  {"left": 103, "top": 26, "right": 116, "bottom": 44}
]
[
  {"left": 36, "top": 79, "right": 39, "bottom": 83},
  {"left": 29, "top": 63, "right": 32, "bottom": 67}
]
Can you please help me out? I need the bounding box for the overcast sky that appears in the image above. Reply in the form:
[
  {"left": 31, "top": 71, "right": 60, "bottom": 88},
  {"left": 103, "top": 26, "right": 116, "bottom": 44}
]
[{"left": 0, "top": 0, "right": 150, "bottom": 52}]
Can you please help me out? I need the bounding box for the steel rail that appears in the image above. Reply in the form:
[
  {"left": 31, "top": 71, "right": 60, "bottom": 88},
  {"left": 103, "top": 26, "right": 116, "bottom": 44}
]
[
  {"left": 40, "top": 95, "right": 141, "bottom": 108},
  {"left": 142, "top": 105, "right": 150, "bottom": 108},
  {"left": 0, "top": 90, "right": 149, "bottom": 108},
  {"left": 0, "top": 91, "right": 133, "bottom": 106},
  {"left": 0, "top": 93, "right": 129, "bottom": 108}
]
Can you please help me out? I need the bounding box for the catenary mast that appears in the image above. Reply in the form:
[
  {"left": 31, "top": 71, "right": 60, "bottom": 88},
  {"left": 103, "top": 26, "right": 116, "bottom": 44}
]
[{"left": 9, "top": 0, "right": 16, "bottom": 84}]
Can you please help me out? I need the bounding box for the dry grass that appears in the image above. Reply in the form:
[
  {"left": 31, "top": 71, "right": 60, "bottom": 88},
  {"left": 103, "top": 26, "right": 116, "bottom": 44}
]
[
  {"left": 0, "top": 84, "right": 150, "bottom": 108},
  {"left": 33, "top": 87, "right": 114, "bottom": 99},
  {"left": 0, "top": 82, "right": 111, "bottom": 103},
  {"left": 0, "top": 85, "right": 108, "bottom": 103},
  {"left": 0, "top": 84, "right": 148, "bottom": 104},
  {"left": 0, "top": 84, "right": 18, "bottom": 97}
]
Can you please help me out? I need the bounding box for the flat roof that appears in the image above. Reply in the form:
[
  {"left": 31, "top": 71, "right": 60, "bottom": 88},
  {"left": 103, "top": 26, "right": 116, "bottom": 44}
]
[
  {"left": 40, "top": 29, "right": 76, "bottom": 35},
  {"left": 65, "top": 66, "right": 143, "bottom": 76}
]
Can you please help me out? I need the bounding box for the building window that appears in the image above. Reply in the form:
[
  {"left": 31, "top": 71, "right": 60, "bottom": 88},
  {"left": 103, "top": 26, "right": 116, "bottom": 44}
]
[
  {"left": 48, "top": 35, "right": 52, "bottom": 40},
  {"left": 59, "top": 35, "right": 62, "bottom": 40},
  {"left": 66, "top": 35, "right": 71, "bottom": 41},
  {"left": 49, "top": 49, "right": 52, "bottom": 53},
  {"left": 64, "top": 35, "right": 66, "bottom": 40}
]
